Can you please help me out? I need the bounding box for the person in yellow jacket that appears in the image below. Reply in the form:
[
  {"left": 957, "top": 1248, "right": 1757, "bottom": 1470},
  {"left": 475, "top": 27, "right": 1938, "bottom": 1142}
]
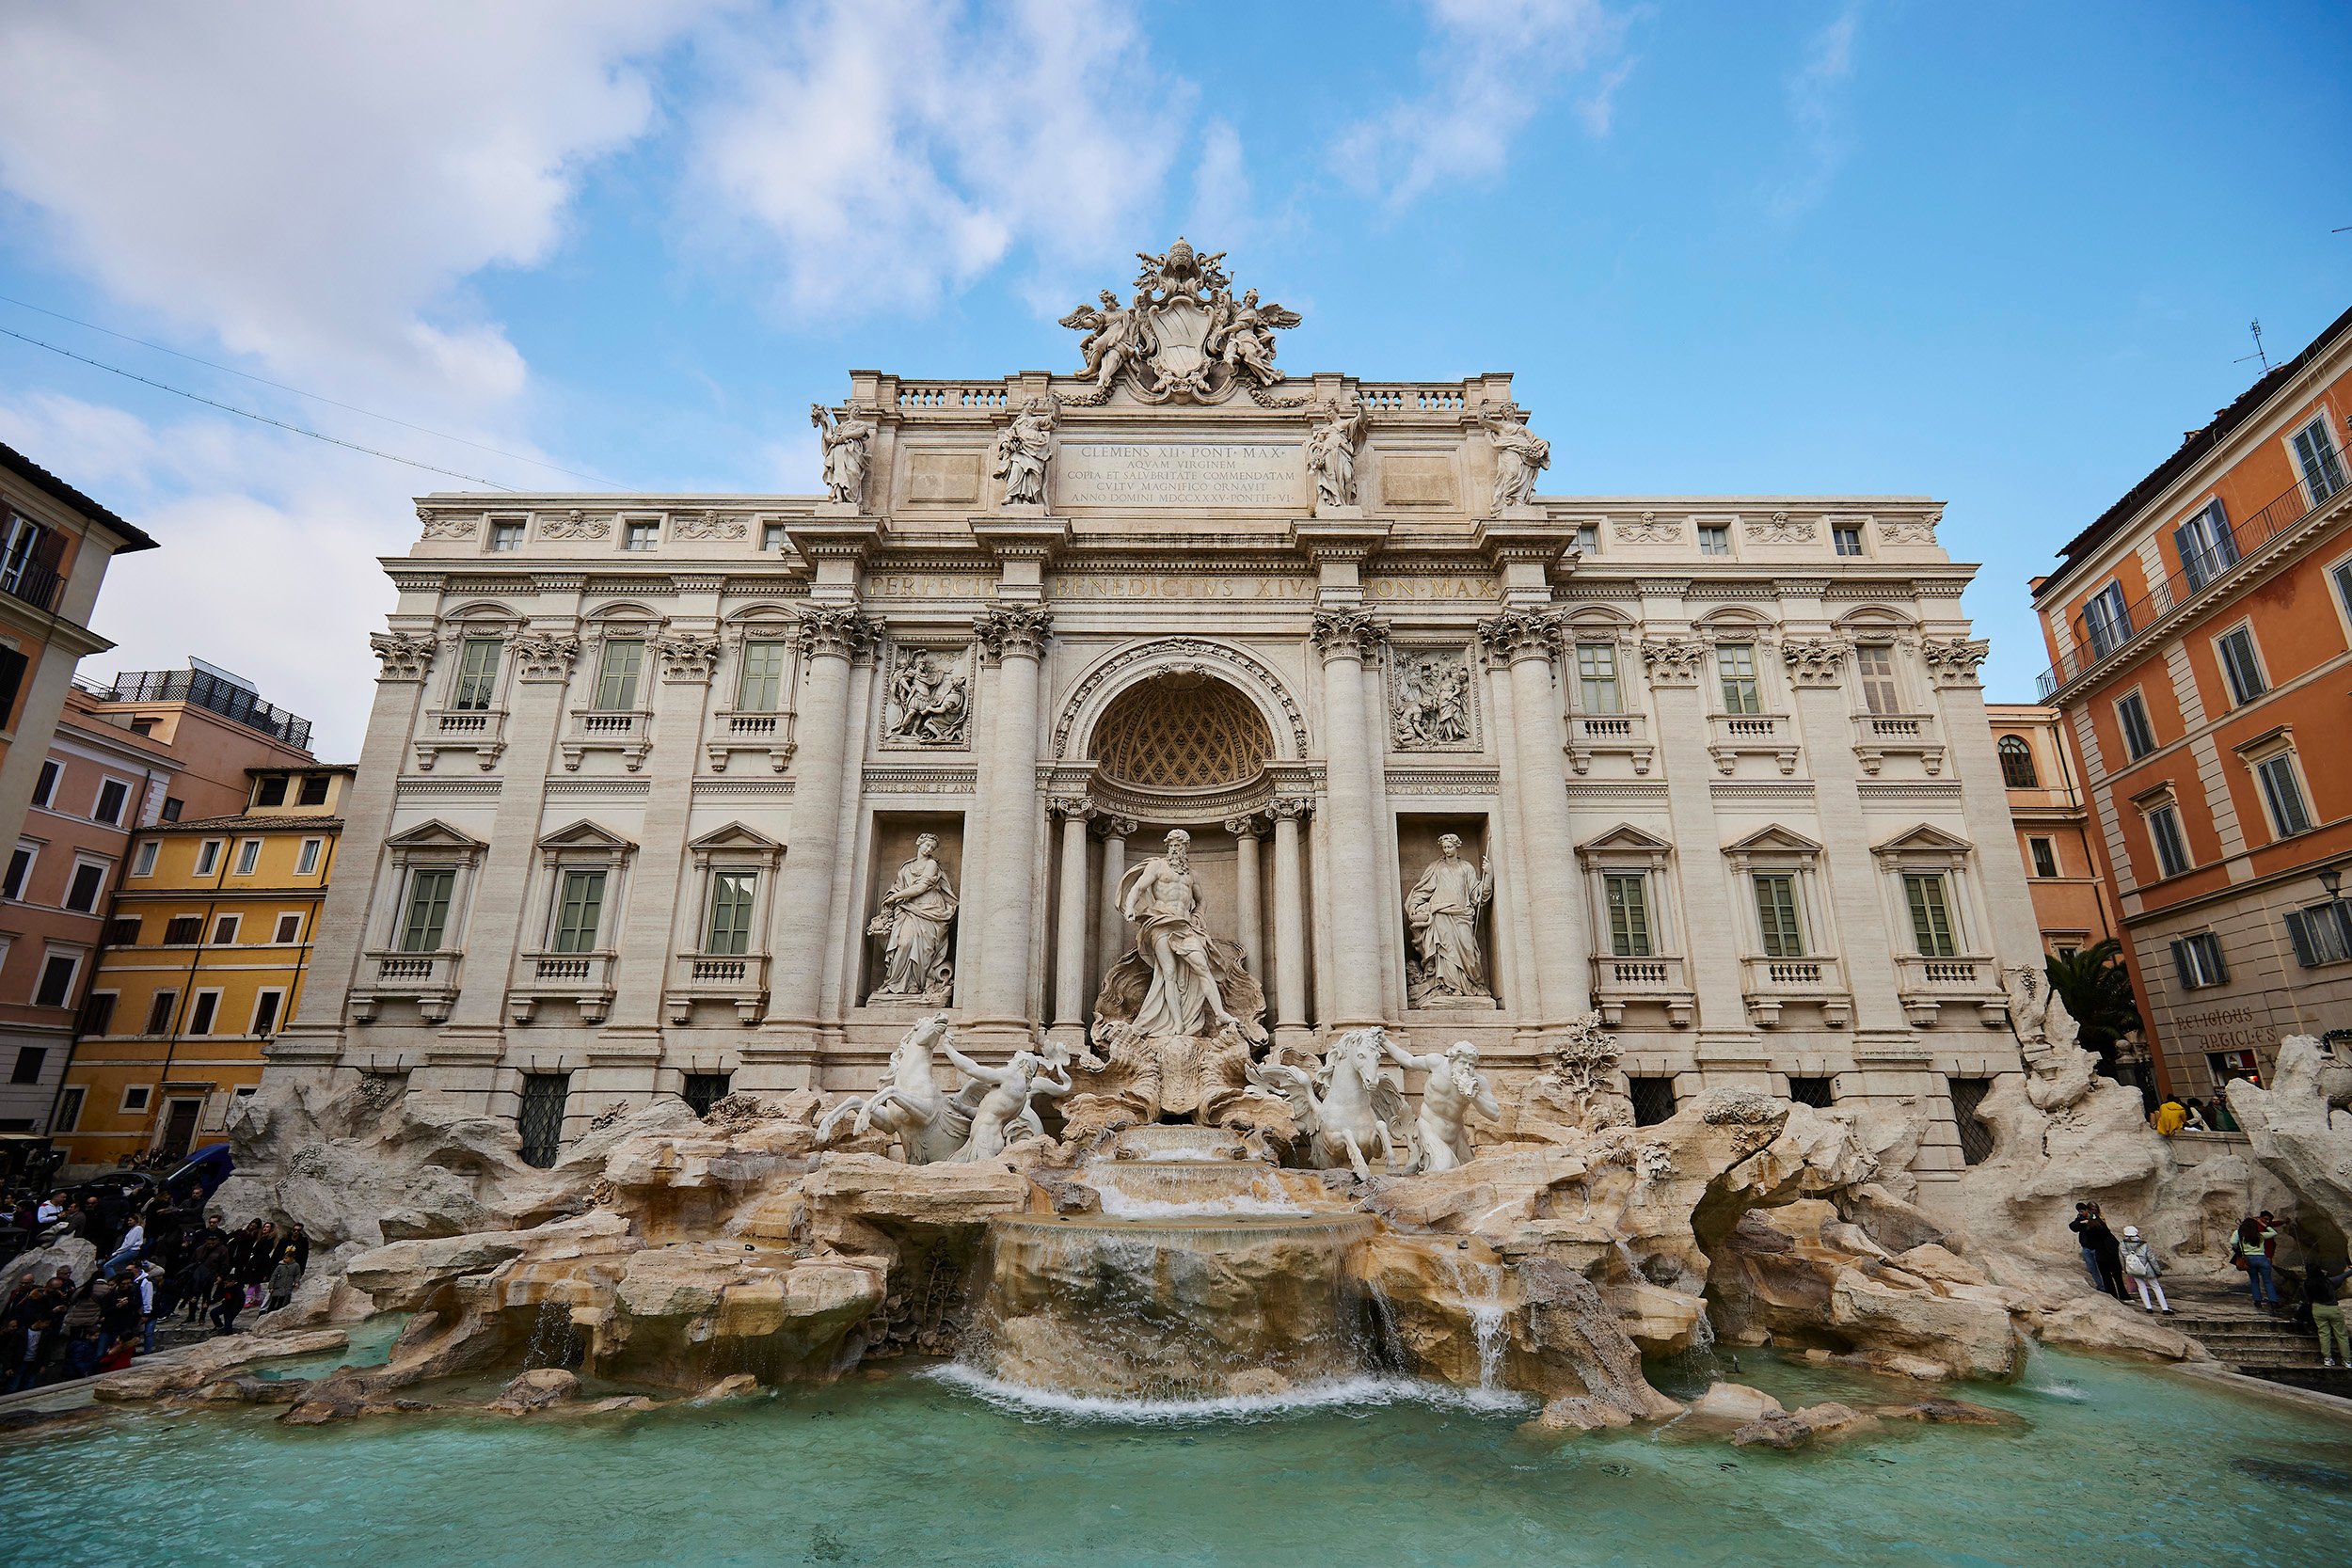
[{"left": 2153, "top": 1098, "right": 2187, "bottom": 1135}]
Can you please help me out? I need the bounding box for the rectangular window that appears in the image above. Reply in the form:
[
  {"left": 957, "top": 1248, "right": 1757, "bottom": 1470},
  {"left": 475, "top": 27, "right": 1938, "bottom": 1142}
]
[
  {"left": 131, "top": 840, "right": 158, "bottom": 878},
  {"left": 2170, "top": 932, "right": 2228, "bottom": 990},
  {"left": 2027, "top": 837, "right": 2059, "bottom": 879},
  {"left": 624, "top": 521, "right": 659, "bottom": 552},
  {"left": 121, "top": 1085, "right": 151, "bottom": 1114},
  {"left": 1787, "top": 1075, "right": 1836, "bottom": 1108},
  {"left": 2293, "top": 416, "right": 2346, "bottom": 502},
  {"left": 160, "top": 798, "right": 183, "bottom": 822},
  {"left": 276, "top": 911, "right": 303, "bottom": 943},
  {"left": 163, "top": 914, "right": 201, "bottom": 945},
  {"left": 64, "top": 862, "right": 105, "bottom": 912},
  {"left": 2116, "top": 692, "right": 2156, "bottom": 760},
  {"left": 1834, "top": 524, "right": 1865, "bottom": 557},
  {"left": 35, "top": 953, "right": 78, "bottom": 1009},
  {"left": 1698, "top": 523, "right": 1731, "bottom": 556},
  {"left": 2173, "top": 499, "right": 2240, "bottom": 592},
  {"left": 254, "top": 775, "right": 288, "bottom": 807},
  {"left": 1628, "top": 1076, "right": 1677, "bottom": 1127},
  {"left": 77, "top": 991, "right": 116, "bottom": 1035},
  {"left": 297, "top": 774, "right": 329, "bottom": 806},
  {"left": 211, "top": 914, "right": 240, "bottom": 945},
  {"left": 1573, "top": 523, "right": 1599, "bottom": 555},
  {"left": 518, "top": 1073, "right": 570, "bottom": 1167},
  {"left": 2, "top": 846, "right": 27, "bottom": 900},
  {"left": 551, "top": 869, "right": 607, "bottom": 954},
  {"left": 2335, "top": 560, "right": 2352, "bottom": 626},
  {"left": 54, "top": 1085, "right": 83, "bottom": 1133},
  {"left": 250, "top": 990, "right": 282, "bottom": 1037},
  {"left": 400, "top": 868, "right": 456, "bottom": 952},
  {"left": 1903, "top": 873, "right": 1959, "bottom": 958},
  {"left": 594, "top": 640, "right": 644, "bottom": 710},
  {"left": 2255, "top": 753, "right": 2312, "bottom": 838},
  {"left": 682, "top": 1072, "right": 731, "bottom": 1117},
  {"left": 1753, "top": 874, "right": 1804, "bottom": 958},
  {"left": 1854, "top": 644, "right": 1900, "bottom": 715},
  {"left": 1947, "top": 1077, "right": 1995, "bottom": 1165},
  {"left": 737, "top": 641, "right": 787, "bottom": 713},
  {"left": 761, "top": 522, "right": 786, "bottom": 552},
  {"left": 2216, "top": 626, "right": 2265, "bottom": 705},
  {"left": 144, "top": 990, "right": 177, "bottom": 1035},
  {"left": 10, "top": 1046, "right": 45, "bottom": 1085},
  {"left": 187, "top": 990, "right": 218, "bottom": 1036},
  {"left": 31, "top": 758, "right": 57, "bottom": 807},
  {"left": 2146, "top": 804, "right": 2190, "bottom": 879},
  {"left": 453, "top": 638, "right": 501, "bottom": 710},
  {"left": 194, "top": 840, "right": 222, "bottom": 877},
  {"left": 104, "top": 916, "right": 140, "bottom": 945},
  {"left": 2083, "top": 581, "right": 2132, "bottom": 660},
  {"left": 93, "top": 779, "right": 128, "bottom": 826},
  {"left": 2284, "top": 903, "right": 2352, "bottom": 968},
  {"left": 296, "top": 838, "right": 323, "bottom": 876},
  {"left": 706, "top": 871, "right": 756, "bottom": 956},
  {"left": 234, "top": 839, "right": 262, "bottom": 876},
  {"left": 1575, "top": 643, "right": 1622, "bottom": 714},
  {"left": 1717, "top": 645, "right": 1762, "bottom": 714},
  {"left": 489, "top": 520, "right": 524, "bottom": 552},
  {"left": 1603, "top": 873, "right": 1652, "bottom": 958}
]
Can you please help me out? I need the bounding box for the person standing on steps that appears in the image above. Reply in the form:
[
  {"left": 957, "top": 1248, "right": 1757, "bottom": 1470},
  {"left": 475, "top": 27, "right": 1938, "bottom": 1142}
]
[
  {"left": 2080, "top": 1206, "right": 2127, "bottom": 1300},
  {"left": 2233, "top": 1216, "right": 2280, "bottom": 1310},
  {"left": 2120, "top": 1226, "right": 2173, "bottom": 1313},
  {"left": 2069, "top": 1202, "right": 2107, "bottom": 1291},
  {"left": 2304, "top": 1255, "right": 2352, "bottom": 1368}
]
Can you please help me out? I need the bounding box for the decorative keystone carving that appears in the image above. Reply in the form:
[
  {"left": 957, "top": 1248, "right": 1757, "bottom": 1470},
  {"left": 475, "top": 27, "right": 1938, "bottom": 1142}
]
[
  {"left": 1919, "top": 635, "right": 1991, "bottom": 686},
  {"left": 369, "top": 631, "right": 438, "bottom": 682},
  {"left": 1637, "top": 637, "right": 1710, "bottom": 686},
  {"left": 656, "top": 632, "right": 723, "bottom": 683},
  {"left": 417, "top": 509, "right": 477, "bottom": 541},
  {"left": 511, "top": 630, "right": 582, "bottom": 682},
  {"left": 672, "top": 511, "right": 748, "bottom": 542},
  {"left": 1310, "top": 607, "right": 1389, "bottom": 661},
  {"left": 1879, "top": 515, "right": 1938, "bottom": 546},
  {"left": 538, "top": 510, "right": 609, "bottom": 541},
  {"left": 797, "top": 605, "right": 882, "bottom": 661},
  {"left": 1474, "top": 609, "right": 1559, "bottom": 664},
  {"left": 1780, "top": 637, "right": 1851, "bottom": 687},
  {"left": 973, "top": 605, "right": 1053, "bottom": 663}
]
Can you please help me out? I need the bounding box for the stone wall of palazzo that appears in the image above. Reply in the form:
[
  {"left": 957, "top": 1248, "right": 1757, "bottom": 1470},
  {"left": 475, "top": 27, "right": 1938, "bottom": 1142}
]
[{"left": 259, "top": 305, "right": 2037, "bottom": 1194}]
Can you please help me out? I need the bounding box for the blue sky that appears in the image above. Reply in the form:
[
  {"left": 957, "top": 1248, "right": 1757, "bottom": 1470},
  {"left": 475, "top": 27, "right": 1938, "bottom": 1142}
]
[{"left": 0, "top": 0, "right": 2345, "bottom": 756}]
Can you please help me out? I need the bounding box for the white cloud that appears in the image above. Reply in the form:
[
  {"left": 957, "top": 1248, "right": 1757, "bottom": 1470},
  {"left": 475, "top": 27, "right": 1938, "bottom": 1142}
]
[
  {"left": 0, "top": 1, "right": 702, "bottom": 404},
  {"left": 1336, "top": 0, "right": 1627, "bottom": 209},
  {"left": 684, "top": 0, "right": 1193, "bottom": 316},
  {"left": 1770, "top": 2, "right": 1864, "bottom": 222}
]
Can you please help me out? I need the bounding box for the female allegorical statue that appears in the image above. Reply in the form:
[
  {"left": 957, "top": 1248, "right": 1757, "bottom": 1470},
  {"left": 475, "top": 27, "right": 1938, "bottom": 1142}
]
[{"left": 867, "top": 834, "right": 958, "bottom": 1001}]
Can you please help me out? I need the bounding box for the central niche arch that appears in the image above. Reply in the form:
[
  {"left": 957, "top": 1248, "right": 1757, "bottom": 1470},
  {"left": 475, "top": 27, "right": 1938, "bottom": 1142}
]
[{"left": 1090, "top": 673, "right": 1274, "bottom": 791}]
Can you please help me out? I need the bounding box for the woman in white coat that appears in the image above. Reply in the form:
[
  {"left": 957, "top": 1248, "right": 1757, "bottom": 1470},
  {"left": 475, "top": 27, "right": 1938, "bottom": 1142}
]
[{"left": 2121, "top": 1225, "right": 2173, "bottom": 1313}]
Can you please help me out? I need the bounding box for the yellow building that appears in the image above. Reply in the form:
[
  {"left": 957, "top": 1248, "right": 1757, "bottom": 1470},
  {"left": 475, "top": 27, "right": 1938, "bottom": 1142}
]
[{"left": 55, "top": 763, "right": 351, "bottom": 1165}]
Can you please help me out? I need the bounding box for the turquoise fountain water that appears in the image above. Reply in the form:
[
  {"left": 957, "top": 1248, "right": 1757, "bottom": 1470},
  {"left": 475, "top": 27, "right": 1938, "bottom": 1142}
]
[{"left": 3, "top": 1347, "right": 2347, "bottom": 1567}]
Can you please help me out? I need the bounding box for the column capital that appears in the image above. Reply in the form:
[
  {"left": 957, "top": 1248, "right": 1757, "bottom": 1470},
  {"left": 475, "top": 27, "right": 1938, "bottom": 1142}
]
[
  {"left": 1092, "top": 813, "right": 1138, "bottom": 840},
  {"left": 1310, "top": 607, "right": 1388, "bottom": 661},
  {"left": 1636, "top": 635, "right": 1709, "bottom": 687},
  {"left": 795, "top": 603, "right": 882, "bottom": 661},
  {"left": 1267, "top": 794, "right": 1314, "bottom": 822},
  {"left": 1919, "top": 635, "right": 1991, "bottom": 688},
  {"left": 1049, "top": 793, "right": 1095, "bottom": 820},
  {"left": 510, "top": 629, "right": 582, "bottom": 682},
  {"left": 1475, "top": 608, "right": 1562, "bottom": 665},
  {"left": 1222, "top": 814, "right": 1263, "bottom": 839},
  {"left": 655, "top": 631, "right": 723, "bottom": 684},
  {"left": 369, "top": 630, "right": 439, "bottom": 682},
  {"left": 974, "top": 604, "right": 1053, "bottom": 664}
]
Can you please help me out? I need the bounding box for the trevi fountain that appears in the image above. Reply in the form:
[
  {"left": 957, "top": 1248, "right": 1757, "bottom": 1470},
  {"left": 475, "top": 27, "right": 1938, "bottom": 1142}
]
[{"left": 6, "top": 243, "right": 2351, "bottom": 1566}]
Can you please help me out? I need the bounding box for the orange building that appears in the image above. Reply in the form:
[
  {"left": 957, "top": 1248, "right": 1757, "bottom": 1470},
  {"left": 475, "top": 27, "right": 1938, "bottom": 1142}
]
[
  {"left": 1986, "top": 704, "right": 2121, "bottom": 961},
  {"left": 2031, "top": 305, "right": 2352, "bottom": 1094}
]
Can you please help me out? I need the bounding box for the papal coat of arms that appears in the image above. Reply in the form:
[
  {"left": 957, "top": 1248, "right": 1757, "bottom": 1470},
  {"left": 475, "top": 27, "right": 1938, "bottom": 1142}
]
[{"left": 1058, "top": 237, "right": 1302, "bottom": 405}]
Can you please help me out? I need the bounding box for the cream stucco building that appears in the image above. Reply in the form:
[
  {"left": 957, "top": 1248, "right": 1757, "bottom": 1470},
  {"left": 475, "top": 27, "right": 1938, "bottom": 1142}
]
[{"left": 263, "top": 244, "right": 2037, "bottom": 1194}]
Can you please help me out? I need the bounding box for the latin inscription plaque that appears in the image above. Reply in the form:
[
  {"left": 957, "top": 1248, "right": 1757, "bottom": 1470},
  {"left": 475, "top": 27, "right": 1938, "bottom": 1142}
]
[{"left": 1057, "top": 443, "right": 1300, "bottom": 509}]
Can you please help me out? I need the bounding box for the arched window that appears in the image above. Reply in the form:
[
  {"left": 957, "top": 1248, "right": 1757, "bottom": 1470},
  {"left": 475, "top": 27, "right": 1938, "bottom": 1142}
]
[{"left": 1997, "top": 736, "right": 2038, "bottom": 788}]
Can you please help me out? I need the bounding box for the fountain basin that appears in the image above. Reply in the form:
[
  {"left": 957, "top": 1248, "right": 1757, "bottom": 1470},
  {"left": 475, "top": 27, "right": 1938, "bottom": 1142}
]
[{"left": 1079, "top": 1159, "right": 1320, "bottom": 1216}]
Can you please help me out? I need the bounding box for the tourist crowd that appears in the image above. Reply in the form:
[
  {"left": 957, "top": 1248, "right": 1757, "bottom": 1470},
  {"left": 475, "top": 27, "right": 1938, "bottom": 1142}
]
[
  {"left": 2148, "top": 1094, "right": 2239, "bottom": 1135},
  {"left": 2069, "top": 1200, "right": 2352, "bottom": 1368},
  {"left": 1, "top": 1182, "right": 310, "bottom": 1393}
]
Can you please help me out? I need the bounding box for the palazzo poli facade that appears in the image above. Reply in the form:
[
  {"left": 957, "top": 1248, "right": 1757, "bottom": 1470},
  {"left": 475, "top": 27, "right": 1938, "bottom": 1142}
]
[{"left": 265, "top": 243, "right": 2037, "bottom": 1196}]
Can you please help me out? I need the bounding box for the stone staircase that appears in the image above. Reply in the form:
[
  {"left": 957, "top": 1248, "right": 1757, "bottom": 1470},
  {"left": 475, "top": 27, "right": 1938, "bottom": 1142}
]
[{"left": 2167, "top": 1281, "right": 2352, "bottom": 1398}]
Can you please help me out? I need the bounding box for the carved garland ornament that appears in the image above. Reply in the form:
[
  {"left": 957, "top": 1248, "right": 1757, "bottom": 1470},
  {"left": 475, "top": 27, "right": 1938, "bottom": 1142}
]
[
  {"left": 539, "top": 511, "right": 609, "bottom": 541},
  {"left": 417, "top": 510, "right": 477, "bottom": 541},
  {"left": 1879, "top": 515, "right": 1939, "bottom": 546},
  {"left": 1748, "top": 512, "right": 1816, "bottom": 545},
  {"left": 672, "top": 511, "right": 748, "bottom": 542},
  {"left": 1616, "top": 513, "right": 1682, "bottom": 545},
  {"left": 1053, "top": 638, "right": 1309, "bottom": 762}
]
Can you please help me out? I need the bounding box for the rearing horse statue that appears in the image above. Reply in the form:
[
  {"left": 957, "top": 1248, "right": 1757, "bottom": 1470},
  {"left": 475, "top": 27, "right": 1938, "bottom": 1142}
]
[
  {"left": 1248, "top": 1025, "right": 1418, "bottom": 1180},
  {"left": 815, "top": 1012, "right": 971, "bottom": 1164}
]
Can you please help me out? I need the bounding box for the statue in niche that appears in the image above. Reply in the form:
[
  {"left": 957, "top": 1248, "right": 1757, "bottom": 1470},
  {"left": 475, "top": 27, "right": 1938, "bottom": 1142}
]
[
  {"left": 810, "top": 403, "right": 877, "bottom": 507},
  {"left": 866, "top": 834, "right": 958, "bottom": 1002},
  {"left": 1405, "top": 834, "right": 1494, "bottom": 1006},
  {"left": 1480, "top": 404, "right": 1551, "bottom": 512},
  {"left": 1391, "top": 650, "right": 1471, "bottom": 748},
  {"left": 1385, "top": 1037, "right": 1502, "bottom": 1173},
  {"left": 990, "top": 394, "right": 1058, "bottom": 507},
  {"left": 1304, "top": 396, "right": 1366, "bottom": 512},
  {"left": 1068, "top": 829, "right": 1276, "bottom": 1140},
  {"left": 884, "top": 650, "right": 970, "bottom": 745}
]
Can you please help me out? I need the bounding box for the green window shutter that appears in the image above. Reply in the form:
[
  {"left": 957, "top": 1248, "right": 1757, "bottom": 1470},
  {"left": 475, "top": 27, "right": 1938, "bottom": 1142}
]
[
  {"left": 738, "top": 641, "right": 787, "bottom": 712},
  {"left": 1903, "top": 874, "right": 1956, "bottom": 958},
  {"left": 1754, "top": 875, "right": 1802, "bottom": 958},
  {"left": 1605, "top": 874, "right": 1651, "bottom": 958},
  {"left": 2284, "top": 911, "right": 2318, "bottom": 970},
  {"left": 707, "top": 872, "right": 755, "bottom": 955},
  {"left": 596, "top": 641, "right": 644, "bottom": 710},
  {"left": 554, "top": 870, "right": 607, "bottom": 953},
  {"left": 401, "top": 869, "right": 453, "bottom": 952}
]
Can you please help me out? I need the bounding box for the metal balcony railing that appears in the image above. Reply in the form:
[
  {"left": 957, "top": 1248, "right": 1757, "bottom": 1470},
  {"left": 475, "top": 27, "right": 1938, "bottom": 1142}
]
[
  {"left": 2038, "top": 469, "right": 2345, "bottom": 698},
  {"left": 0, "top": 559, "right": 64, "bottom": 613},
  {"left": 99, "top": 668, "right": 314, "bottom": 749}
]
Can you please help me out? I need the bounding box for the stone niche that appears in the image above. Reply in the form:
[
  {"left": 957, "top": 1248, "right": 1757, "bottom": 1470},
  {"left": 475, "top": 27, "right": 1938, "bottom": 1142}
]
[
  {"left": 1395, "top": 813, "right": 1500, "bottom": 1011},
  {"left": 859, "top": 813, "right": 966, "bottom": 1009}
]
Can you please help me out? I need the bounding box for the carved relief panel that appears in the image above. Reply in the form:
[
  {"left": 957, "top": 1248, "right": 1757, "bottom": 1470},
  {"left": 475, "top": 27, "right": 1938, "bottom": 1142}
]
[
  {"left": 1388, "top": 646, "right": 1479, "bottom": 752},
  {"left": 880, "top": 642, "right": 977, "bottom": 749}
]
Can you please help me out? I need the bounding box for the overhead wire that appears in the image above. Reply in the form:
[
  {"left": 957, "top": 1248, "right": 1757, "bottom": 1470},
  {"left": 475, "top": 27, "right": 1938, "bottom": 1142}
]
[{"left": 0, "top": 293, "right": 622, "bottom": 488}]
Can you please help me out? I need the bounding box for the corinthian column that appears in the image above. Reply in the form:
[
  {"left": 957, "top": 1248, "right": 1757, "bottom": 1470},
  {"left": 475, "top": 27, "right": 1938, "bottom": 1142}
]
[
  {"left": 1269, "top": 796, "right": 1311, "bottom": 1044},
  {"left": 1049, "top": 795, "right": 1094, "bottom": 1049},
  {"left": 1311, "top": 608, "right": 1389, "bottom": 1026},
  {"left": 1227, "top": 815, "right": 1263, "bottom": 979},
  {"left": 1095, "top": 814, "right": 1136, "bottom": 998},
  {"left": 1478, "top": 609, "right": 1590, "bottom": 1036},
  {"left": 969, "top": 605, "right": 1052, "bottom": 1040},
  {"left": 766, "top": 604, "right": 877, "bottom": 1037}
]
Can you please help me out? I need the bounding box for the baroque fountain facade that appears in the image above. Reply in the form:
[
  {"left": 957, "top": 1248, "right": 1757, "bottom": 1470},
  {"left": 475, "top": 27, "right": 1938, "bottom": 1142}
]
[{"left": 151, "top": 241, "right": 2336, "bottom": 1419}]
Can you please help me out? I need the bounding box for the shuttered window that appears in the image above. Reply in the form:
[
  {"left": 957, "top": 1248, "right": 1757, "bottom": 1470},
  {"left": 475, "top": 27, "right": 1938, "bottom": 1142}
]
[
  {"left": 1903, "top": 874, "right": 1958, "bottom": 958},
  {"left": 1575, "top": 643, "right": 1621, "bottom": 714},
  {"left": 551, "top": 870, "right": 607, "bottom": 953},
  {"left": 2255, "top": 753, "right": 2312, "bottom": 838},
  {"left": 400, "top": 869, "right": 455, "bottom": 952},
  {"left": 1717, "top": 645, "right": 1762, "bottom": 715},
  {"left": 2169, "top": 932, "right": 2228, "bottom": 990},
  {"left": 2146, "top": 806, "right": 2190, "bottom": 879},
  {"left": 737, "top": 641, "right": 788, "bottom": 713},
  {"left": 2083, "top": 582, "right": 2132, "bottom": 660},
  {"left": 453, "top": 638, "right": 501, "bottom": 710},
  {"left": 706, "top": 872, "right": 756, "bottom": 956},
  {"left": 2293, "top": 417, "right": 2346, "bottom": 502},
  {"left": 1753, "top": 874, "right": 1804, "bottom": 958},
  {"left": 1603, "top": 874, "right": 1652, "bottom": 958},
  {"left": 2284, "top": 903, "right": 2352, "bottom": 968},
  {"left": 2172, "top": 499, "right": 2240, "bottom": 592},
  {"left": 2216, "top": 627, "right": 2265, "bottom": 705},
  {"left": 2116, "top": 693, "right": 2156, "bottom": 760},
  {"left": 594, "top": 640, "right": 644, "bottom": 711},
  {"left": 1855, "top": 645, "right": 1900, "bottom": 715}
]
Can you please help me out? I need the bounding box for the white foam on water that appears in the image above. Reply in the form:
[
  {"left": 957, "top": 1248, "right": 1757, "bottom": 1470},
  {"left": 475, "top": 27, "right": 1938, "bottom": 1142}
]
[
  {"left": 1088, "top": 1187, "right": 1308, "bottom": 1220},
  {"left": 924, "top": 1364, "right": 1534, "bottom": 1424}
]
